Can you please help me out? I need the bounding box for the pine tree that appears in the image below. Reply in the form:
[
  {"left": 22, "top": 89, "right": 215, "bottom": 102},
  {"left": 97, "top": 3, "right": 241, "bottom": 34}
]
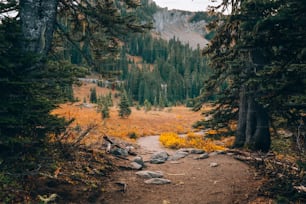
[
  {"left": 195, "top": 0, "right": 306, "bottom": 152},
  {"left": 90, "top": 87, "right": 97, "bottom": 103},
  {"left": 118, "top": 90, "right": 131, "bottom": 118}
]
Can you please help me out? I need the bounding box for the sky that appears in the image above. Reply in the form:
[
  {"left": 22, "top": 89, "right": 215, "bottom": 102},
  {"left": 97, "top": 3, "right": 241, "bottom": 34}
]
[{"left": 153, "top": 0, "right": 220, "bottom": 12}]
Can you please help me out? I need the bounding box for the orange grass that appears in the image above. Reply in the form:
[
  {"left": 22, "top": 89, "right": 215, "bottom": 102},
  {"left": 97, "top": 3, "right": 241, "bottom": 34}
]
[
  {"left": 51, "top": 83, "right": 228, "bottom": 147},
  {"left": 51, "top": 103, "right": 202, "bottom": 146}
]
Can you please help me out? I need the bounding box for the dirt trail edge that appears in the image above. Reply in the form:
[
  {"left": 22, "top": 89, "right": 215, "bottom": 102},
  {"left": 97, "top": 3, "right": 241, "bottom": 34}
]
[{"left": 100, "top": 136, "right": 264, "bottom": 204}]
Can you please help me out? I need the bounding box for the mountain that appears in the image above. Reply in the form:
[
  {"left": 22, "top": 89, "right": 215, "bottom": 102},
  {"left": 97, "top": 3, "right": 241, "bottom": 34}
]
[{"left": 153, "top": 8, "right": 209, "bottom": 49}]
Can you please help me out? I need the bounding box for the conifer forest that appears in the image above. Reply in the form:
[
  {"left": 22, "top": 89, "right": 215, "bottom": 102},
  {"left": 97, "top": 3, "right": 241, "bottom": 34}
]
[{"left": 0, "top": 0, "right": 305, "bottom": 203}]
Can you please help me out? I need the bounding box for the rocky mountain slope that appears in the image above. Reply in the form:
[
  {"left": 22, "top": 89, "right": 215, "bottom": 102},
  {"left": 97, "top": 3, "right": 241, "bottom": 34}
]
[{"left": 153, "top": 8, "right": 209, "bottom": 49}]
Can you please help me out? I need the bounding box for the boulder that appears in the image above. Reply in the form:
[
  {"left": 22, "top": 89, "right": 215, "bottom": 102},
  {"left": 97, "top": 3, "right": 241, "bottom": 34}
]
[
  {"left": 144, "top": 178, "right": 171, "bottom": 185},
  {"left": 210, "top": 162, "right": 219, "bottom": 167},
  {"left": 194, "top": 153, "right": 209, "bottom": 160},
  {"left": 208, "top": 152, "right": 218, "bottom": 157},
  {"left": 110, "top": 148, "right": 128, "bottom": 157},
  {"left": 133, "top": 156, "right": 145, "bottom": 167},
  {"left": 169, "top": 150, "right": 189, "bottom": 161},
  {"left": 150, "top": 151, "right": 169, "bottom": 164},
  {"left": 130, "top": 162, "right": 143, "bottom": 170},
  {"left": 136, "top": 170, "right": 164, "bottom": 179}
]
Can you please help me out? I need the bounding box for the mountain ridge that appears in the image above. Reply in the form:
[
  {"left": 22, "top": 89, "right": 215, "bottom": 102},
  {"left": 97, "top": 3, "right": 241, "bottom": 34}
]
[{"left": 153, "top": 8, "right": 209, "bottom": 49}]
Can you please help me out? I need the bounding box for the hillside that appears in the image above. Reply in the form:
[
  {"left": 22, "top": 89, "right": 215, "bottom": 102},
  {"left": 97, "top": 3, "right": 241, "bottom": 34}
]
[{"left": 153, "top": 8, "right": 209, "bottom": 49}]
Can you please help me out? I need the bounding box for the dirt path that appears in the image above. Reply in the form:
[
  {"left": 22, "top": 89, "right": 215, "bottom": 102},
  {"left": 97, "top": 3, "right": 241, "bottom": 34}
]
[{"left": 100, "top": 136, "right": 264, "bottom": 204}]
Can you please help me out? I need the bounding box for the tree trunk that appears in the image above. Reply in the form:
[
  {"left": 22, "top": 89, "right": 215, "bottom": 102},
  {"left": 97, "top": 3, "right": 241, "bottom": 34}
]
[
  {"left": 245, "top": 95, "right": 256, "bottom": 144},
  {"left": 234, "top": 89, "right": 271, "bottom": 152},
  {"left": 252, "top": 102, "right": 271, "bottom": 152},
  {"left": 20, "top": 0, "right": 58, "bottom": 56},
  {"left": 234, "top": 86, "right": 247, "bottom": 148}
]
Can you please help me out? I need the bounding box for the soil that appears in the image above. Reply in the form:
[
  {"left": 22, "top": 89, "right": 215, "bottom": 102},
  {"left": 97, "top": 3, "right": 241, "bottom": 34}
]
[{"left": 99, "top": 136, "right": 266, "bottom": 204}]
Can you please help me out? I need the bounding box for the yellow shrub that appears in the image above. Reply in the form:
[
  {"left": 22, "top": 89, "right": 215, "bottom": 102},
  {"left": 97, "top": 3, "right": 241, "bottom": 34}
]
[
  {"left": 207, "top": 129, "right": 218, "bottom": 135},
  {"left": 159, "top": 132, "right": 227, "bottom": 152},
  {"left": 159, "top": 132, "right": 186, "bottom": 149}
]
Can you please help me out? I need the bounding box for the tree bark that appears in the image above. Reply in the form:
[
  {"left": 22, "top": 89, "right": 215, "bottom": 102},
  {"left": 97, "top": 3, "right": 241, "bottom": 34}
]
[
  {"left": 234, "top": 89, "right": 271, "bottom": 152},
  {"left": 20, "top": 0, "right": 58, "bottom": 57},
  {"left": 245, "top": 95, "right": 256, "bottom": 144},
  {"left": 252, "top": 102, "right": 271, "bottom": 152},
  {"left": 234, "top": 86, "right": 247, "bottom": 148}
]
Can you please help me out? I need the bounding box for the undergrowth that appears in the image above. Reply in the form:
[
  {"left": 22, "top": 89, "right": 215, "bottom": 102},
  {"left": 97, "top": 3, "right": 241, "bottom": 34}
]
[{"left": 159, "top": 132, "right": 234, "bottom": 152}]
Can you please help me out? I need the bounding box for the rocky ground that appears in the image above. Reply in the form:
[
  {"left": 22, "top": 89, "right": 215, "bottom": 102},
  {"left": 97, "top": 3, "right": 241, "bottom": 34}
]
[{"left": 98, "top": 136, "right": 267, "bottom": 204}]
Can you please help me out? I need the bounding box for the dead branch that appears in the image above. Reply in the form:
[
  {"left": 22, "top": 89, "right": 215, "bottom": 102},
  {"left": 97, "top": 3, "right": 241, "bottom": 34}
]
[
  {"left": 103, "top": 136, "right": 122, "bottom": 149},
  {"left": 72, "top": 124, "right": 97, "bottom": 147}
]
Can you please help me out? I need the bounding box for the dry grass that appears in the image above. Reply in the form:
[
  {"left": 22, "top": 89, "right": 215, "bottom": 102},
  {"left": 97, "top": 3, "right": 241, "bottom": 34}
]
[
  {"left": 52, "top": 103, "right": 203, "bottom": 145},
  {"left": 51, "top": 82, "right": 227, "bottom": 147}
]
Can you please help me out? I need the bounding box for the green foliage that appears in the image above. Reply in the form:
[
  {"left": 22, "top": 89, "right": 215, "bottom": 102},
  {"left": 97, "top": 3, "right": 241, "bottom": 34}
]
[
  {"left": 189, "top": 12, "right": 217, "bottom": 23},
  {"left": 204, "top": 31, "right": 216, "bottom": 40},
  {"left": 128, "top": 132, "right": 138, "bottom": 139},
  {"left": 195, "top": 0, "right": 306, "bottom": 136},
  {"left": 144, "top": 99, "right": 152, "bottom": 112},
  {"left": 97, "top": 93, "right": 113, "bottom": 119},
  {"left": 126, "top": 33, "right": 210, "bottom": 105},
  {"left": 118, "top": 90, "right": 131, "bottom": 118},
  {"left": 90, "top": 88, "right": 97, "bottom": 103},
  {"left": 54, "top": 0, "right": 153, "bottom": 75},
  {"left": 0, "top": 171, "right": 20, "bottom": 203},
  {"left": 0, "top": 18, "right": 79, "bottom": 202},
  {"left": 0, "top": 19, "right": 71, "bottom": 144}
]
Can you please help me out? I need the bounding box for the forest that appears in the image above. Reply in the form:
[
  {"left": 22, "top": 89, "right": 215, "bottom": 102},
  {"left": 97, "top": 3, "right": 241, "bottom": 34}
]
[{"left": 0, "top": 0, "right": 305, "bottom": 203}]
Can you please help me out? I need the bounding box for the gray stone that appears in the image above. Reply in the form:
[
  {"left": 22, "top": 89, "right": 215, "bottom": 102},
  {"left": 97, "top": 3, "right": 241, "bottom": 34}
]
[
  {"left": 179, "top": 148, "right": 205, "bottom": 154},
  {"left": 210, "top": 162, "right": 219, "bottom": 167},
  {"left": 133, "top": 156, "right": 145, "bottom": 167},
  {"left": 150, "top": 151, "right": 169, "bottom": 164},
  {"left": 110, "top": 148, "right": 128, "bottom": 157},
  {"left": 226, "top": 152, "right": 234, "bottom": 156},
  {"left": 126, "top": 145, "right": 137, "bottom": 156},
  {"left": 144, "top": 178, "right": 171, "bottom": 185},
  {"left": 169, "top": 150, "right": 189, "bottom": 161},
  {"left": 136, "top": 170, "right": 164, "bottom": 179},
  {"left": 209, "top": 152, "right": 218, "bottom": 157},
  {"left": 216, "top": 150, "right": 226, "bottom": 154},
  {"left": 194, "top": 153, "right": 209, "bottom": 160},
  {"left": 130, "top": 162, "right": 142, "bottom": 170},
  {"left": 190, "top": 149, "right": 205, "bottom": 154}
]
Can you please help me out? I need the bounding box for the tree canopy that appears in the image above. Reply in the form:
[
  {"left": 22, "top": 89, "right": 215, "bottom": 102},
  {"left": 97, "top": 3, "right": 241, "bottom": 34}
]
[{"left": 195, "top": 0, "right": 306, "bottom": 152}]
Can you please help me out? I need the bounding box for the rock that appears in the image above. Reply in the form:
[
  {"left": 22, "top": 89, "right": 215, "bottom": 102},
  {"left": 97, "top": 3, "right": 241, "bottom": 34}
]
[
  {"left": 126, "top": 146, "right": 137, "bottom": 156},
  {"left": 217, "top": 150, "right": 226, "bottom": 154},
  {"left": 190, "top": 149, "right": 205, "bottom": 154},
  {"left": 194, "top": 153, "right": 209, "bottom": 160},
  {"left": 110, "top": 148, "right": 128, "bottom": 157},
  {"left": 210, "top": 162, "right": 219, "bottom": 167},
  {"left": 150, "top": 151, "right": 169, "bottom": 164},
  {"left": 179, "top": 148, "right": 205, "bottom": 154},
  {"left": 144, "top": 178, "right": 171, "bottom": 185},
  {"left": 130, "top": 162, "right": 142, "bottom": 170},
  {"left": 133, "top": 156, "right": 145, "bottom": 167},
  {"left": 169, "top": 150, "right": 189, "bottom": 161},
  {"left": 209, "top": 152, "right": 218, "bottom": 157},
  {"left": 170, "top": 161, "right": 181, "bottom": 164},
  {"left": 136, "top": 170, "right": 164, "bottom": 179},
  {"left": 163, "top": 200, "right": 171, "bottom": 204}
]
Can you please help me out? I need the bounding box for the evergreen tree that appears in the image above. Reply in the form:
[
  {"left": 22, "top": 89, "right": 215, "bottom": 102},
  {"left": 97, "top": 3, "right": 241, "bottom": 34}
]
[
  {"left": 0, "top": 18, "right": 71, "bottom": 160},
  {"left": 195, "top": 0, "right": 306, "bottom": 152},
  {"left": 118, "top": 90, "right": 131, "bottom": 118},
  {"left": 90, "top": 87, "right": 97, "bottom": 103},
  {"left": 144, "top": 99, "right": 152, "bottom": 112}
]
